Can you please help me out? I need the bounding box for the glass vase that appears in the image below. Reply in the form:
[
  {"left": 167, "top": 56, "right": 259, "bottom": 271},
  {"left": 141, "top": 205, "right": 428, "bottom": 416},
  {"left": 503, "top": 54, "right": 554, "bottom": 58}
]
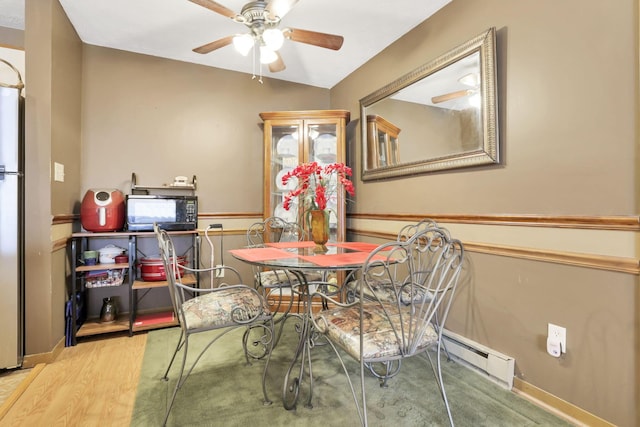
[
  {"left": 309, "top": 209, "right": 330, "bottom": 253},
  {"left": 100, "top": 297, "right": 117, "bottom": 323}
]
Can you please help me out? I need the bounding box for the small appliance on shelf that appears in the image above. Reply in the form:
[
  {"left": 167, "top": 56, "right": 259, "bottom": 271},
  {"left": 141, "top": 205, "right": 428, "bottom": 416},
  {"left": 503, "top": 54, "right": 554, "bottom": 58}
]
[
  {"left": 125, "top": 195, "right": 198, "bottom": 231},
  {"left": 80, "top": 189, "right": 125, "bottom": 232}
]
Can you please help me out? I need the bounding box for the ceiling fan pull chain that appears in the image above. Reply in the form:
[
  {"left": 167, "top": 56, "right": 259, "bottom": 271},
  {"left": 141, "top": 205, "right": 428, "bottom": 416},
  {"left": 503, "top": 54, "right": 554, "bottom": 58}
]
[
  {"left": 251, "top": 39, "right": 258, "bottom": 81},
  {"left": 251, "top": 41, "right": 264, "bottom": 84}
]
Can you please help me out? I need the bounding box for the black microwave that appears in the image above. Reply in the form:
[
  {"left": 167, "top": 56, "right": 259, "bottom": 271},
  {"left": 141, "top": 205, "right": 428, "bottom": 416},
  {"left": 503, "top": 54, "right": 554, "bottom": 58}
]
[{"left": 126, "top": 195, "right": 197, "bottom": 231}]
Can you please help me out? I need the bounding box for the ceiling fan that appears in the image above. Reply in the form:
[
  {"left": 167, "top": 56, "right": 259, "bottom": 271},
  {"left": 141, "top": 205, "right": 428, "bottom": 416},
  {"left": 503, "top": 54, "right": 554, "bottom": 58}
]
[
  {"left": 189, "top": 0, "right": 344, "bottom": 74},
  {"left": 431, "top": 72, "right": 480, "bottom": 105}
]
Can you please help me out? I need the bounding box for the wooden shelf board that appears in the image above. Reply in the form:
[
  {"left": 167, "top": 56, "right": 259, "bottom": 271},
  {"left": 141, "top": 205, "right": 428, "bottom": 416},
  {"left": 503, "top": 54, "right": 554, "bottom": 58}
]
[
  {"left": 132, "top": 310, "right": 178, "bottom": 332},
  {"left": 76, "top": 263, "right": 128, "bottom": 272},
  {"left": 132, "top": 273, "right": 196, "bottom": 289},
  {"left": 72, "top": 230, "right": 198, "bottom": 238},
  {"left": 132, "top": 319, "right": 178, "bottom": 332},
  {"left": 132, "top": 280, "right": 168, "bottom": 290},
  {"left": 76, "top": 317, "right": 129, "bottom": 337}
]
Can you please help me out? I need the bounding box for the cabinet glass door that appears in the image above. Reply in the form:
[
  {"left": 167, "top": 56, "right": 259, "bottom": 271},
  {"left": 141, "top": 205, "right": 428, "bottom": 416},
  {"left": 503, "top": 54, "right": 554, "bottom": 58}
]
[
  {"left": 269, "top": 123, "right": 301, "bottom": 223},
  {"left": 306, "top": 121, "right": 340, "bottom": 241},
  {"left": 261, "top": 110, "right": 349, "bottom": 244}
]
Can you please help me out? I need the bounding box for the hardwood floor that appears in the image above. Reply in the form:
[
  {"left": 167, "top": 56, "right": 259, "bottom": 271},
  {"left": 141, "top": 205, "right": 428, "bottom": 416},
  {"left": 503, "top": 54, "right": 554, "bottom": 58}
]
[{"left": 0, "top": 332, "right": 146, "bottom": 427}]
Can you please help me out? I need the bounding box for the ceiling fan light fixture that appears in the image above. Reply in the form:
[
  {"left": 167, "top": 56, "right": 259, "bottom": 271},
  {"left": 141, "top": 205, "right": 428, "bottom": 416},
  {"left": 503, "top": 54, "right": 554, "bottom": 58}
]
[
  {"left": 267, "top": 2, "right": 289, "bottom": 21},
  {"left": 308, "top": 128, "right": 320, "bottom": 140},
  {"left": 469, "top": 93, "right": 481, "bottom": 108},
  {"left": 263, "top": 28, "right": 284, "bottom": 51},
  {"left": 189, "top": 0, "right": 343, "bottom": 79},
  {"left": 260, "top": 45, "right": 278, "bottom": 64},
  {"left": 233, "top": 34, "right": 254, "bottom": 56},
  {"left": 459, "top": 73, "right": 479, "bottom": 87}
]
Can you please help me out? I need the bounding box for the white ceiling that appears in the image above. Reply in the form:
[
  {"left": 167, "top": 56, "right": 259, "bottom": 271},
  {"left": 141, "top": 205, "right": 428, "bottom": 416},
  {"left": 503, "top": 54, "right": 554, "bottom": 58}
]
[
  {"left": 0, "top": 0, "right": 451, "bottom": 88},
  {"left": 0, "top": 0, "right": 23, "bottom": 30}
]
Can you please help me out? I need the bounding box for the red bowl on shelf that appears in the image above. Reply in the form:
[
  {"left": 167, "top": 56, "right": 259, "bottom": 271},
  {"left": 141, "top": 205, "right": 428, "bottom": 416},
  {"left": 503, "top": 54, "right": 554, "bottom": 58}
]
[
  {"left": 114, "top": 254, "right": 128, "bottom": 264},
  {"left": 138, "top": 256, "right": 187, "bottom": 281}
]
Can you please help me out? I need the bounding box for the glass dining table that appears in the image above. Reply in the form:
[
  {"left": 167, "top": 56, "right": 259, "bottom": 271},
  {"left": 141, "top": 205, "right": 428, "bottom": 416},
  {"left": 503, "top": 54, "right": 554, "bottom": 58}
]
[{"left": 229, "top": 240, "right": 384, "bottom": 410}]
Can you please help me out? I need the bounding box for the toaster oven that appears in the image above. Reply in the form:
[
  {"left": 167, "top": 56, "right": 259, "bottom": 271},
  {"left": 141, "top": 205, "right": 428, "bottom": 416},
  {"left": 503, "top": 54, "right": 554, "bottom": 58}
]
[{"left": 126, "top": 195, "right": 197, "bottom": 231}]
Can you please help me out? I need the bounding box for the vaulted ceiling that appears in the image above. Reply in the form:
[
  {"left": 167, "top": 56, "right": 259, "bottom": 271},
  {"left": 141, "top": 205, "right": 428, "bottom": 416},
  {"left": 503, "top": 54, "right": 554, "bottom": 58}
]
[{"left": 0, "top": 0, "right": 451, "bottom": 88}]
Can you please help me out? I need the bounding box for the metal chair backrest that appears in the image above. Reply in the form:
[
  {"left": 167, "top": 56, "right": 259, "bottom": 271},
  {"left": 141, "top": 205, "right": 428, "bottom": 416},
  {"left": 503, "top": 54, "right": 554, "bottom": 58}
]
[
  {"left": 396, "top": 219, "right": 441, "bottom": 242},
  {"left": 247, "top": 216, "right": 304, "bottom": 246},
  {"left": 155, "top": 225, "right": 183, "bottom": 324},
  {"left": 361, "top": 225, "right": 464, "bottom": 355},
  {"left": 204, "top": 224, "right": 223, "bottom": 288}
]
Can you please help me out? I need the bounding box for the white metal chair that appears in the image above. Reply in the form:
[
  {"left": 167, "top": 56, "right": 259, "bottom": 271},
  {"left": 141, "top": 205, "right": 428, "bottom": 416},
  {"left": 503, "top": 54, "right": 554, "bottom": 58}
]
[
  {"left": 155, "top": 225, "right": 274, "bottom": 426},
  {"left": 311, "top": 225, "right": 464, "bottom": 426}
]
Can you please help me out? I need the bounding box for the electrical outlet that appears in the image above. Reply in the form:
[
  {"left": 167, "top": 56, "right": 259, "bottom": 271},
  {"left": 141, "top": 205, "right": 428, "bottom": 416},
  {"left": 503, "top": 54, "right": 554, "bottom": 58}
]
[
  {"left": 548, "top": 323, "right": 566, "bottom": 354},
  {"left": 216, "top": 265, "right": 224, "bottom": 278}
]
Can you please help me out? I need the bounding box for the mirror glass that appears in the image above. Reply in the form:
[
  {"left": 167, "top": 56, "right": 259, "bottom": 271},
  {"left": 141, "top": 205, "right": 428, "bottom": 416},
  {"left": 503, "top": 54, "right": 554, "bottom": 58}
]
[{"left": 360, "top": 28, "right": 499, "bottom": 181}]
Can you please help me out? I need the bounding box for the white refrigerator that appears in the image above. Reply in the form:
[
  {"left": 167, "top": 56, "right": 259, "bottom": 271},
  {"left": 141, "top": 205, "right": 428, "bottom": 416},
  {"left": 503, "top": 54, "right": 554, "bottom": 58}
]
[{"left": 0, "top": 60, "right": 25, "bottom": 370}]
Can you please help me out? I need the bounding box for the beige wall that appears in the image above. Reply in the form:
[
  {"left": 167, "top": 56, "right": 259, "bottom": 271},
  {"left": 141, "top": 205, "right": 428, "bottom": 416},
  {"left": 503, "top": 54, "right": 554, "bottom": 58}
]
[
  {"left": 79, "top": 46, "right": 330, "bottom": 213},
  {"left": 3, "top": 0, "right": 637, "bottom": 425},
  {"left": 50, "top": 3, "right": 82, "bottom": 216},
  {"left": 24, "top": 0, "right": 54, "bottom": 355},
  {"left": 330, "top": 0, "right": 638, "bottom": 425},
  {"left": 332, "top": 1, "right": 636, "bottom": 216},
  {"left": 0, "top": 26, "right": 23, "bottom": 49},
  {"left": 21, "top": 0, "right": 82, "bottom": 354}
]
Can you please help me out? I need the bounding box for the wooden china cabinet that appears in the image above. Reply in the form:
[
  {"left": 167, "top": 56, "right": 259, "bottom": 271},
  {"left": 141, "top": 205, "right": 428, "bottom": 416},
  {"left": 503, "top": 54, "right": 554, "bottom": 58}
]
[
  {"left": 366, "top": 114, "right": 400, "bottom": 168},
  {"left": 260, "top": 110, "right": 350, "bottom": 242}
]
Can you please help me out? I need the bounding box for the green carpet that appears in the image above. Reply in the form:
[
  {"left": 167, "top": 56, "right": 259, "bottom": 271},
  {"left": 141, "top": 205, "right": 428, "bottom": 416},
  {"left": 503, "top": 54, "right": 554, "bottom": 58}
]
[{"left": 131, "top": 321, "right": 572, "bottom": 426}]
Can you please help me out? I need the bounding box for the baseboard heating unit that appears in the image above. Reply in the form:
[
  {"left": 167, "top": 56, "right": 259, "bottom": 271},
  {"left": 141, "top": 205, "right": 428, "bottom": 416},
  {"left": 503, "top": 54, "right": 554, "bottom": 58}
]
[{"left": 442, "top": 329, "right": 515, "bottom": 390}]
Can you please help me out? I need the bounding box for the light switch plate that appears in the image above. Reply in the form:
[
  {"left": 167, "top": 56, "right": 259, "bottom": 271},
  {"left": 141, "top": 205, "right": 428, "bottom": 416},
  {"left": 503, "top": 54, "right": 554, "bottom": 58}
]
[{"left": 54, "top": 162, "right": 64, "bottom": 182}]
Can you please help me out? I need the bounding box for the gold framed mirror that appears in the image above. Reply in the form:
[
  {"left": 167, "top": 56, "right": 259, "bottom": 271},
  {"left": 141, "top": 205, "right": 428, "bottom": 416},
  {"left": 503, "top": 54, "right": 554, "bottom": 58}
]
[{"left": 360, "top": 27, "right": 499, "bottom": 181}]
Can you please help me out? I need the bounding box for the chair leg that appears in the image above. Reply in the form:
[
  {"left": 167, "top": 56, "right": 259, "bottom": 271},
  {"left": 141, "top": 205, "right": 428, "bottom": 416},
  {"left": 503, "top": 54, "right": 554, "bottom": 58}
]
[
  {"left": 364, "top": 360, "right": 402, "bottom": 388},
  {"left": 319, "top": 339, "right": 366, "bottom": 426},
  {"left": 162, "top": 329, "right": 185, "bottom": 381},
  {"left": 359, "top": 357, "right": 368, "bottom": 427},
  {"left": 425, "top": 340, "right": 454, "bottom": 427},
  {"left": 163, "top": 336, "right": 190, "bottom": 426},
  {"left": 260, "top": 317, "right": 276, "bottom": 406},
  {"left": 433, "top": 313, "right": 452, "bottom": 361},
  {"left": 435, "top": 340, "right": 454, "bottom": 426},
  {"left": 255, "top": 285, "right": 294, "bottom": 352},
  {"left": 242, "top": 322, "right": 274, "bottom": 362}
]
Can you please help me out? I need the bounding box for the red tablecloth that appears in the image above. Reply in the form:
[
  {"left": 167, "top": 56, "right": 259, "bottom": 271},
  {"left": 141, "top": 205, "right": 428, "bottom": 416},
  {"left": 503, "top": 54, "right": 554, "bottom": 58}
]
[
  {"left": 299, "top": 251, "right": 386, "bottom": 267},
  {"left": 328, "top": 242, "right": 381, "bottom": 252},
  {"left": 265, "top": 241, "right": 316, "bottom": 249},
  {"left": 229, "top": 247, "right": 298, "bottom": 262}
]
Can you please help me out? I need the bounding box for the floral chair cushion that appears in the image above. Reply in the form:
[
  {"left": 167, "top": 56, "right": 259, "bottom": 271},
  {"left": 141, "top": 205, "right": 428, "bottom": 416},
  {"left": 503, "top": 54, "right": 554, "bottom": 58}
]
[
  {"left": 181, "top": 286, "right": 270, "bottom": 330},
  {"left": 345, "top": 279, "right": 435, "bottom": 305},
  {"left": 314, "top": 302, "right": 438, "bottom": 361},
  {"left": 258, "top": 270, "right": 324, "bottom": 288},
  {"left": 344, "top": 279, "right": 396, "bottom": 302}
]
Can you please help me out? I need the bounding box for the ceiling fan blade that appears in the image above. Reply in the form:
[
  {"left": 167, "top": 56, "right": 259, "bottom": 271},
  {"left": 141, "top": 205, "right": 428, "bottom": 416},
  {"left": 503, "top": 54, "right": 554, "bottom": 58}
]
[
  {"left": 269, "top": 52, "right": 286, "bottom": 73},
  {"left": 284, "top": 28, "right": 344, "bottom": 50},
  {"left": 193, "top": 35, "right": 234, "bottom": 54},
  {"left": 266, "top": 0, "right": 299, "bottom": 20},
  {"left": 431, "top": 89, "right": 474, "bottom": 104},
  {"left": 188, "top": 0, "right": 237, "bottom": 19}
]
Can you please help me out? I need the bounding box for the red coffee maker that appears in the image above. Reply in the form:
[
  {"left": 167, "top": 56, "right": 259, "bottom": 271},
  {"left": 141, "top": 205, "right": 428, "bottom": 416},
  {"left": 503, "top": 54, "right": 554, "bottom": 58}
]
[{"left": 81, "top": 189, "right": 125, "bottom": 232}]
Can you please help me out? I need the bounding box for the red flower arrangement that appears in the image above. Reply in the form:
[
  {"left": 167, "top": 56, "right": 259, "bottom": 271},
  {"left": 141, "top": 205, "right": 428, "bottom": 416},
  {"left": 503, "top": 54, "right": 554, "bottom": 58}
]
[{"left": 281, "top": 162, "right": 355, "bottom": 212}]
